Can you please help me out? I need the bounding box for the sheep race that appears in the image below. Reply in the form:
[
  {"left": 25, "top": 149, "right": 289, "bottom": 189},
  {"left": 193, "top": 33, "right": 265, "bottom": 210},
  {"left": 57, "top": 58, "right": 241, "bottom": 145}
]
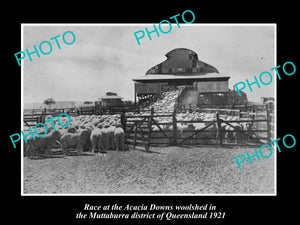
[{"left": 22, "top": 47, "right": 275, "bottom": 195}]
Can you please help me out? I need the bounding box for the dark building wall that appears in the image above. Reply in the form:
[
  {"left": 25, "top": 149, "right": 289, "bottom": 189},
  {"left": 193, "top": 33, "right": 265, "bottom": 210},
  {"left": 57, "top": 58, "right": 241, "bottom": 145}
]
[
  {"left": 135, "top": 80, "right": 229, "bottom": 95},
  {"left": 195, "top": 80, "right": 228, "bottom": 93},
  {"left": 178, "top": 89, "right": 248, "bottom": 108},
  {"left": 226, "top": 90, "right": 248, "bottom": 105},
  {"left": 135, "top": 82, "right": 166, "bottom": 94},
  {"left": 102, "top": 99, "right": 123, "bottom": 107}
]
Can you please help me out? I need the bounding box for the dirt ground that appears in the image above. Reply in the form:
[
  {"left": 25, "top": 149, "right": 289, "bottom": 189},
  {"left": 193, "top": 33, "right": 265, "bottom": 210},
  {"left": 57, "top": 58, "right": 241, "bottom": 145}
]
[{"left": 23, "top": 146, "right": 275, "bottom": 194}]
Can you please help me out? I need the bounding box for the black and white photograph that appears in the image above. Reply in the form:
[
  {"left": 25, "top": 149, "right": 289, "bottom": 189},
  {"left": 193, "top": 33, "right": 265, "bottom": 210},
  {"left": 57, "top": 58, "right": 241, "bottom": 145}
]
[
  {"left": 5, "top": 4, "right": 299, "bottom": 225},
  {"left": 21, "top": 24, "right": 276, "bottom": 195}
]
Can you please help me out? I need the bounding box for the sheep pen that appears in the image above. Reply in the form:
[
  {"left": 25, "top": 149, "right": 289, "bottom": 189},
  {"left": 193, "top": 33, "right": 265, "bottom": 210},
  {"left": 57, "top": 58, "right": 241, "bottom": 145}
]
[{"left": 23, "top": 108, "right": 274, "bottom": 194}]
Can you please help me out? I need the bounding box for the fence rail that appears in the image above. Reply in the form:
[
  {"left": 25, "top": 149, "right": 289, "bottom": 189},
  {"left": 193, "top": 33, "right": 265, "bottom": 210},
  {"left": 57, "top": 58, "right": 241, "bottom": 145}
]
[
  {"left": 23, "top": 106, "right": 275, "bottom": 152},
  {"left": 175, "top": 103, "right": 272, "bottom": 111},
  {"left": 124, "top": 108, "right": 274, "bottom": 151}
]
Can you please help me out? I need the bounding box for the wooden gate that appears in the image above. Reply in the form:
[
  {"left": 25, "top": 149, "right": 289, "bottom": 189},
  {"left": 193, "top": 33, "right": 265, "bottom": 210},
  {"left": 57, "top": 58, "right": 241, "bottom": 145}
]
[
  {"left": 125, "top": 109, "right": 174, "bottom": 151},
  {"left": 217, "top": 114, "right": 268, "bottom": 146},
  {"left": 125, "top": 110, "right": 273, "bottom": 151},
  {"left": 23, "top": 114, "right": 44, "bottom": 127},
  {"left": 126, "top": 115, "right": 151, "bottom": 151}
]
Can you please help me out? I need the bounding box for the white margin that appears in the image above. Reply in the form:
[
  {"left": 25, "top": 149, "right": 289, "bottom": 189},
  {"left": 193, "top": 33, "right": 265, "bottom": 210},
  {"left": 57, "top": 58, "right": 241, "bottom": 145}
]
[
  {"left": 274, "top": 24, "right": 277, "bottom": 196},
  {"left": 21, "top": 23, "right": 277, "bottom": 197},
  {"left": 21, "top": 24, "right": 24, "bottom": 195}
]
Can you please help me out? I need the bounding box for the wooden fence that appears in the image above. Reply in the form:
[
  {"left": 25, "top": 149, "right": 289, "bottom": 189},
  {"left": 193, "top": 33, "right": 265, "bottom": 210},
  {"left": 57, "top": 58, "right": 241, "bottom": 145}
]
[
  {"left": 23, "top": 106, "right": 137, "bottom": 127},
  {"left": 23, "top": 112, "right": 45, "bottom": 127},
  {"left": 23, "top": 106, "right": 275, "bottom": 151},
  {"left": 175, "top": 103, "right": 272, "bottom": 113},
  {"left": 125, "top": 111, "right": 174, "bottom": 151},
  {"left": 125, "top": 108, "right": 274, "bottom": 151},
  {"left": 269, "top": 111, "right": 275, "bottom": 140}
]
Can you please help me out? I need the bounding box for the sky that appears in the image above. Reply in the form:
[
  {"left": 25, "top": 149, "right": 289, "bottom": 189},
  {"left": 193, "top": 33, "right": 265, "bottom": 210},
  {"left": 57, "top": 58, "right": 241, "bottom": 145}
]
[{"left": 22, "top": 24, "right": 275, "bottom": 104}]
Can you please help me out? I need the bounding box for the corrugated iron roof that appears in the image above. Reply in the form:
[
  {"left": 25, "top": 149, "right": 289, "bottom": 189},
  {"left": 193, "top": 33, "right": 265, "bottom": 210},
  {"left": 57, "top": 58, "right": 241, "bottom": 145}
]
[
  {"left": 132, "top": 73, "right": 230, "bottom": 82},
  {"left": 99, "top": 95, "right": 123, "bottom": 100}
]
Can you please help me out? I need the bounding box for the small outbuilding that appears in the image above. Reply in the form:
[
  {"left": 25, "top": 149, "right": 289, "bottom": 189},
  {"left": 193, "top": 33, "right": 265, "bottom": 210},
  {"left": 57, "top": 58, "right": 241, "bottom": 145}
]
[{"left": 99, "top": 92, "right": 124, "bottom": 108}]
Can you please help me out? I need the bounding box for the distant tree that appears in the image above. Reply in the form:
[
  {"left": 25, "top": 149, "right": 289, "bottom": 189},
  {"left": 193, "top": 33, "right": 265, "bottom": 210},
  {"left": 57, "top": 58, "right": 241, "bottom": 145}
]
[{"left": 44, "top": 98, "right": 56, "bottom": 109}]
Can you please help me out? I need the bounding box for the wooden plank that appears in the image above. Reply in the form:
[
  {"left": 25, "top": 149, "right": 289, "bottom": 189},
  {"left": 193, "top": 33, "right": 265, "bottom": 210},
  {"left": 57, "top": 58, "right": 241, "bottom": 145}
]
[
  {"left": 24, "top": 117, "right": 38, "bottom": 121},
  {"left": 127, "top": 130, "right": 174, "bottom": 134},
  {"left": 176, "top": 137, "right": 218, "bottom": 140},
  {"left": 126, "top": 119, "right": 149, "bottom": 122},
  {"left": 178, "top": 121, "right": 215, "bottom": 145},
  {"left": 125, "top": 114, "right": 172, "bottom": 118},
  {"left": 151, "top": 118, "right": 171, "bottom": 141},
  {"left": 146, "top": 136, "right": 172, "bottom": 139},
  {"left": 216, "top": 113, "right": 223, "bottom": 146},
  {"left": 221, "top": 143, "right": 263, "bottom": 147},
  {"left": 126, "top": 115, "right": 151, "bottom": 118},
  {"left": 133, "top": 122, "right": 138, "bottom": 149},
  {"left": 222, "top": 119, "right": 267, "bottom": 123},
  {"left": 179, "top": 130, "right": 217, "bottom": 133},
  {"left": 127, "top": 133, "right": 151, "bottom": 138},
  {"left": 176, "top": 120, "right": 214, "bottom": 123},
  {"left": 151, "top": 114, "right": 173, "bottom": 117},
  {"left": 126, "top": 139, "right": 146, "bottom": 144},
  {"left": 222, "top": 129, "right": 269, "bottom": 133},
  {"left": 172, "top": 111, "right": 177, "bottom": 145},
  {"left": 221, "top": 120, "right": 266, "bottom": 144},
  {"left": 146, "top": 109, "right": 154, "bottom": 152},
  {"left": 197, "top": 108, "right": 240, "bottom": 112},
  {"left": 266, "top": 110, "right": 271, "bottom": 143},
  {"left": 127, "top": 117, "right": 147, "bottom": 132},
  {"left": 178, "top": 142, "right": 219, "bottom": 146},
  {"left": 138, "top": 123, "right": 148, "bottom": 142}
]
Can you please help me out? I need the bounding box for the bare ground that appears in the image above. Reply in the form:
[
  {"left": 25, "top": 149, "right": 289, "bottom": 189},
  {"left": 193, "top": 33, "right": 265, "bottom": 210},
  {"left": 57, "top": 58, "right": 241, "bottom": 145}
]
[{"left": 23, "top": 146, "right": 275, "bottom": 194}]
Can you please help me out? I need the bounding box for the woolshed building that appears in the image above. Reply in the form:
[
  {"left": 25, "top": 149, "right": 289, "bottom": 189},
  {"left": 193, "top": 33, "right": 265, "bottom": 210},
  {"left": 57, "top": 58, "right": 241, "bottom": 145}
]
[{"left": 132, "top": 48, "right": 247, "bottom": 108}]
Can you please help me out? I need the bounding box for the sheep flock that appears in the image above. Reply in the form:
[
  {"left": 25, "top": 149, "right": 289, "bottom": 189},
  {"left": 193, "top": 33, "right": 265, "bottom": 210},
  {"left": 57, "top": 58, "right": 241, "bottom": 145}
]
[{"left": 24, "top": 114, "right": 126, "bottom": 159}]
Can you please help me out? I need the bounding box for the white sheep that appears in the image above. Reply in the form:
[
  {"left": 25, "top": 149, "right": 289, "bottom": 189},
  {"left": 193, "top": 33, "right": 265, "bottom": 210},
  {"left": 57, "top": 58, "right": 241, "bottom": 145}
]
[
  {"left": 114, "top": 124, "right": 125, "bottom": 151},
  {"left": 193, "top": 123, "right": 206, "bottom": 130},
  {"left": 90, "top": 128, "right": 104, "bottom": 153},
  {"left": 60, "top": 129, "right": 91, "bottom": 157},
  {"left": 103, "top": 124, "right": 116, "bottom": 150},
  {"left": 25, "top": 130, "right": 61, "bottom": 159}
]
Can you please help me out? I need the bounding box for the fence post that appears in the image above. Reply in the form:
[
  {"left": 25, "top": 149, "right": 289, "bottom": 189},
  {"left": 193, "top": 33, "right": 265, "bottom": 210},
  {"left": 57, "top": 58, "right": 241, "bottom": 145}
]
[
  {"left": 133, "top": 121, "right": 138, "bottom": 150},
  {"left": 267, "top": 110, "right": 271, "bottom": 143},
  {"left": 120, "top": 112, "right": 127, "bottom": 146},
  {"left": 121, "top": 112, "right": 126, "bottom": 131},
  {"left": 216, "top": 113, "right": 223, "bottom": 147},
  {"left": 172, "top": 109, "right": 177, "bottom": 146},
  {"left": 146, "top": 107, "right": 154, "bottom": 152}
]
